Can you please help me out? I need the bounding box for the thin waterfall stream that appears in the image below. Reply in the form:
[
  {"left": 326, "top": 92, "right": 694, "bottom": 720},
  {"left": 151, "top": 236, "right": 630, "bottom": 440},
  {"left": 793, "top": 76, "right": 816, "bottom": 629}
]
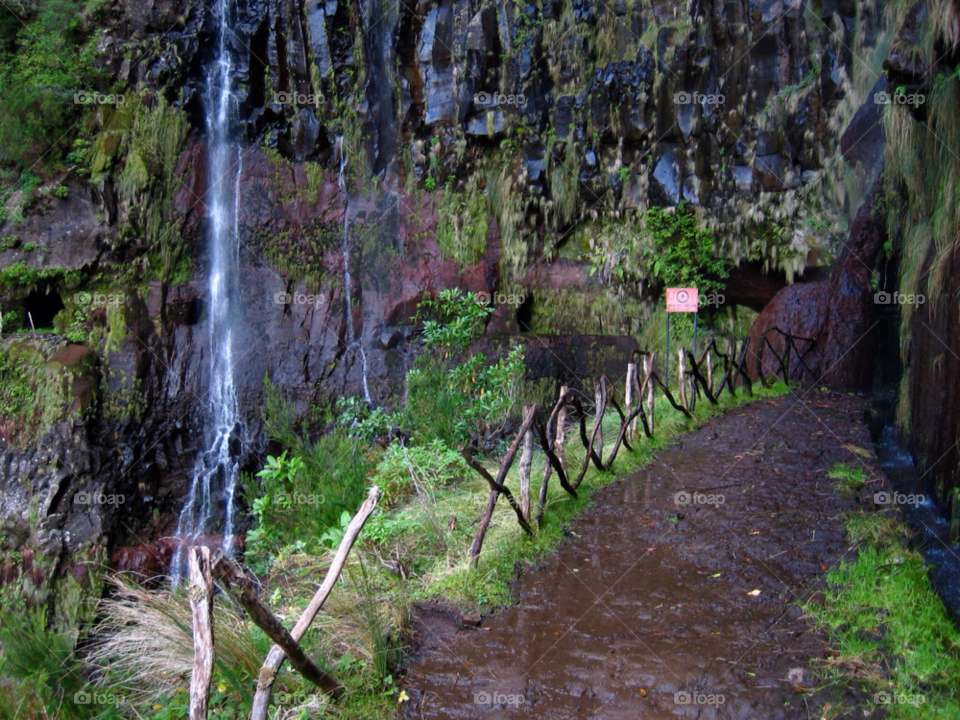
[
  {"left": 172, "top": 0, "right": 244, "bottom": 581},
  {"left": 337, "top": 137, "right": 372, "bottom": 405}
]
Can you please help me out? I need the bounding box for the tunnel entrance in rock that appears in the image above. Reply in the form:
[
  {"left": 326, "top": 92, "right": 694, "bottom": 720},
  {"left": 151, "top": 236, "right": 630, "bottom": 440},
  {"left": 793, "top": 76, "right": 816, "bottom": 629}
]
[
  {"left": 24, "top": 288, "right": 64, "bottom": 330},
  {"left": 516, "top": 295, "right": 533, "bottom": 332}
]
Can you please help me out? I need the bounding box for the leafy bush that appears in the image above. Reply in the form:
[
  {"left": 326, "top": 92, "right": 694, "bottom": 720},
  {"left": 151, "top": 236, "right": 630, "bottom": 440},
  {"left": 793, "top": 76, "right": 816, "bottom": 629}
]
[
  {"left": 402, "top": 288, "right": 525, "bottom": 444},
  {"left": 372, "top": 440, "right": 469, "bottom": 506},
  {"left": 639, "top": 202, "right": 729, "bottom": 295},
  {"left": 0, "top": 0, "right": 102, "bottom": 166},
  {"left": 417, "top": 288, "right": 492, "bottom": 352},
  {"left": 249, "top": 382, "right": 376, "bottom": 558}
]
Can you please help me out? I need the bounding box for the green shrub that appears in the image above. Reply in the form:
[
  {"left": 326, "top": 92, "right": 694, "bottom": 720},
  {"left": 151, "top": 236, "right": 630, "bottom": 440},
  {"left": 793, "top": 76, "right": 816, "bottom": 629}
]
[
  {"left": 0, "top": 0, "right": 102, "bottom": 166},
  {"left": 371, "top": 440, "right": 469, "bottom": 506}
]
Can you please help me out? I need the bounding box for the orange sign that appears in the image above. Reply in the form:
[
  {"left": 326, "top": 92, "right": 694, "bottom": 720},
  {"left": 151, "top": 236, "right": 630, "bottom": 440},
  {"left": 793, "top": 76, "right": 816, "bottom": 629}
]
[{"left": 666, "top": 287, "right": 699, "bottom": 312}]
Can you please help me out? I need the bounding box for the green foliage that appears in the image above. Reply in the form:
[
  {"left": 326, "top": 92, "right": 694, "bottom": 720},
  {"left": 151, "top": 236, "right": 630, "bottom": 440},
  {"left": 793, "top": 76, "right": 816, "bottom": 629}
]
[
  {"left": 828, "top": 462, "right": 868, "bottom": 494},
  {"left": 417, "top": 288, "right": 492, "bottom": 352},
  {"left": 336, "top": 395, "right": 397, "bottom": 442},
  {"left": 0, "top": 0, "right": 103, "bottom": 166},
  {"left": 371, "top": 440, "right": 469, "bottom": 506},
  {"left": 804, "top": 514, "right": 960, "bottom": 718},
  {"left": 249, "top": 381, "right": 376, "bottom": 562},
  {"left": 436, "top": 179, "right": 490, "bottom": 266},
  {"left": 640, "top": 202, "right": 729, "bottom": 295},
  {"left": 0, "top": 604, "right": 100, "bottom": 719}
]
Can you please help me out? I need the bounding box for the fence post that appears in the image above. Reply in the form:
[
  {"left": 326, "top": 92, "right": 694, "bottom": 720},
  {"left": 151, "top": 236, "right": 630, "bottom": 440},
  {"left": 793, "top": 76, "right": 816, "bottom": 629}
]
[
  {"left": 625, "top": 362, "right": 636, "bottom": 441},
  {"left": 556, "top": 386, "right": 568, "bottom": 476},
  {"left": 677, "top": 347, "right": 687, "bottom": 411},
  {"left": 519, "top": 404, "right": 533, "bottom": 522},
  {"left": 643, "top": 353, "right": 655, "bottom": 435},
  {"left": 707, "top": 347, "right": 713, "bottom": 395},
  {"left": 188, "top": 546, "right": 214, "bottom": 720},
  {"left": 593, "top": 380, "right": 604, "bottom": 461}
]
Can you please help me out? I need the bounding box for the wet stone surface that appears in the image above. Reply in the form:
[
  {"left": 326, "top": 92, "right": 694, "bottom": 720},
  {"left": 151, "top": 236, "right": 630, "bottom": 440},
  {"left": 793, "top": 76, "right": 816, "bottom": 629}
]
[{"left": 402, "top": 391, "right": 879, "bottom": 719}]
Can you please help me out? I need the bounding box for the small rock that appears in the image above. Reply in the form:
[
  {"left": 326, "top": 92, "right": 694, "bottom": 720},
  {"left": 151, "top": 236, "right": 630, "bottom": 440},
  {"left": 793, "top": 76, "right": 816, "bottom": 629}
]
[{"left": 461, "top": 611, "right": 482, "bottom": 627}]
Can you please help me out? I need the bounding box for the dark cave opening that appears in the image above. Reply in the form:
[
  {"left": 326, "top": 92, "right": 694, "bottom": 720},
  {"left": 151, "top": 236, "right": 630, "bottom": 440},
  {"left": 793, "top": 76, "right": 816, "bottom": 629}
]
[{"left": 24, "top": 288, "right": 64, "bottom": 330}]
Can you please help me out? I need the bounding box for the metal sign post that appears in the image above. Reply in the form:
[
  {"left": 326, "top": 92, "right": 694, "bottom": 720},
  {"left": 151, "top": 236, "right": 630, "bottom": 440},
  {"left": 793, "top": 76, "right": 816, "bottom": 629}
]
[{"left": 665, "top": 288, "right": 699, "bottom": 391}]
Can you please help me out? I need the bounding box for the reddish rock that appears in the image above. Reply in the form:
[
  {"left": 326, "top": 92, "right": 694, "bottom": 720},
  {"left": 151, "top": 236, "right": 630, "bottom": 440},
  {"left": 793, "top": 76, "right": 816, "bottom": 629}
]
[{"left": 746, "top": 185, "right": 885, "bottom": 390}]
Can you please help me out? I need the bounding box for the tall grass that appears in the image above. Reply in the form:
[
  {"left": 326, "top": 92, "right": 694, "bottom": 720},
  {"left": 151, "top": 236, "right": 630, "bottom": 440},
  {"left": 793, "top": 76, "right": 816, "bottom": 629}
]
[{"left": 84, "top": 576, "right": 270, "bottom": 711}]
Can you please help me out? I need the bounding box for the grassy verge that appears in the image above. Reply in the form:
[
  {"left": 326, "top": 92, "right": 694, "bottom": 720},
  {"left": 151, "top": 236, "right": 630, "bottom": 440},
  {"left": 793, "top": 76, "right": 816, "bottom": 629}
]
[{"left": 803, "top": 502, "right": 960, "bottom": 719}]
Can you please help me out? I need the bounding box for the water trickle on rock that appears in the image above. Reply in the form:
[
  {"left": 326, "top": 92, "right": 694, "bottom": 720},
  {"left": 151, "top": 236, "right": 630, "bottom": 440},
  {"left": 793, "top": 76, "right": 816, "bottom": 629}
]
[{"left": 337, "top": 136, "right": 372, "bottom": 405}]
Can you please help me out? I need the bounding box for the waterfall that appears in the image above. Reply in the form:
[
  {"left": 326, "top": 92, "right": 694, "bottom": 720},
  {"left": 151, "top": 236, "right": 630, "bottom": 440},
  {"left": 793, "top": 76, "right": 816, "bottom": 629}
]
[
  {"left": 337, "top": 137, "right": 372, "bottom": 405},
  {"left": 172, "top": 0, "right": 244, "bottom": 581}
]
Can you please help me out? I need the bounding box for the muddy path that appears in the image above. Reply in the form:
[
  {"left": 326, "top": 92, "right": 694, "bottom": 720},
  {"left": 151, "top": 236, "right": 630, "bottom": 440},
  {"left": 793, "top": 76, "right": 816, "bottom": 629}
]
[{"left": 402, "top": 392, "right": 882, "bottom": 719}]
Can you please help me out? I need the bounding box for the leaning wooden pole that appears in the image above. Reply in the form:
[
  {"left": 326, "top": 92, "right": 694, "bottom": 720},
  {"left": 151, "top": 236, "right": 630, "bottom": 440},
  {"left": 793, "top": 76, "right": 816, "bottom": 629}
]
[
  {"left": 624, "top": 362, "right": 636, "bottom": 441},
  {"left": 213, "top": 556, "right": 344, "bottom": 698},
  {"left": 188, "top": 547, "right": 215, "bottom": 720},
  {"left": 249, "top": 486, "right": 380, "bottom": 720}
]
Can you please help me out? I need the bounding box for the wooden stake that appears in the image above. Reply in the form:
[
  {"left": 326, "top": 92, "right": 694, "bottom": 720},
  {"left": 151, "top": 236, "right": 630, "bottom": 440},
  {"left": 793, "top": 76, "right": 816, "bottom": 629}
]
[
  {"left": 555, "top": 387, "right": 568, "bottom": 476},
  {"left": 624, "top": 363, "right": 636, "bottom": 441},
  {"left": 249, "top": 486, "right": 380, "bottom": 720},
  {"left": 519, "top": 404, "right": 533, "bottom": 522},
  {"left": 678, "top": 347, "right": 687, "bottom": 411},
  {"left": 188, "top": 547, "right": 214, "bottom": 720},
  {"left": 593, "top": 381, "right": 604, "bottom": 461},
  {"left": 643, "top": 353, "right": 655, "bottom": 435}
]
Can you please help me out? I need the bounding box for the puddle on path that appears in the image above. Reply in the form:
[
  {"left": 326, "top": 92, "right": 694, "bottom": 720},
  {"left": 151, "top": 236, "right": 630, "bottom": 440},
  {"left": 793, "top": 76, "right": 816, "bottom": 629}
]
[{"left": 403, "top": 392, "right": 880, "bottom": 719}]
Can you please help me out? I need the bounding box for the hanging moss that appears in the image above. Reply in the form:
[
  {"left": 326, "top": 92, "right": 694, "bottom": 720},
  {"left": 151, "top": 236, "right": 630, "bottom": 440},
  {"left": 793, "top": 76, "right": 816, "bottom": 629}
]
[{"left": 436, "top": 174, "right": 490, "bottom": 265}]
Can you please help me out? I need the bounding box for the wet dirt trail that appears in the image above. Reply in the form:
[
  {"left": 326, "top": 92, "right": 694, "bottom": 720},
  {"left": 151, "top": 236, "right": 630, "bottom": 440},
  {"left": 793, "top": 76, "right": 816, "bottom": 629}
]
[{"left": 402, "top": 392, "right": 881, "bottom": 719}]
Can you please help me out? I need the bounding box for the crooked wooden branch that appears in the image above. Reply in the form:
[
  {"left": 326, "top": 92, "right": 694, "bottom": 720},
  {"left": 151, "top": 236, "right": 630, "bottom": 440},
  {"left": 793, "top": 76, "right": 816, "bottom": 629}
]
[
  {"left": 684, "top": 349, "right": 719, "bottom": 405},
  {"left": 248, "top": 485, "right": 380, "bottom": 720},
  {"left": 600, "top": 375, "right": 633, "bottom": 453},
  {"left": 461, "top": 449, "right": 534, "bottom": 536},
  {"left": 212, "top": 555, "right": 345, "bottom": 700},
  {"left": 571, "top": 397, "right": 604, "bottom": 473},
  {"left": 463, "top": 405, "right": 538, "bottom": 566},
  {"left": 532, "top": 413, "right": 577, "bottom": 499},
  {"left": 650, "top": 373, "right": 694, "bottom": 418},
  {"left": 536, "top": 389, "right": 574, "bottom": 525}
]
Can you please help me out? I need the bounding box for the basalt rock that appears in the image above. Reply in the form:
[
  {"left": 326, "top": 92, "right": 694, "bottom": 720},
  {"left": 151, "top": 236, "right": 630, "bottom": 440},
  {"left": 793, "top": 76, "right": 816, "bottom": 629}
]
[{"left": 746, "top": 183, "right": 886, "bottom": 390}]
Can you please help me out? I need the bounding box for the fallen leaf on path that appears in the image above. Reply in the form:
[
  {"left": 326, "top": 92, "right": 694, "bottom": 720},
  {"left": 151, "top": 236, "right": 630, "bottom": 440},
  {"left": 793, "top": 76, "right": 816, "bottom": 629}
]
[
  {"left": 638, "top": 688, "right": 647, "bottom": 697},
  {"left": 710, "top": 572, "right": 722, "bottom": 578},
  {"left": 747, "top": 589, "right": 761, "bottom": 596}
]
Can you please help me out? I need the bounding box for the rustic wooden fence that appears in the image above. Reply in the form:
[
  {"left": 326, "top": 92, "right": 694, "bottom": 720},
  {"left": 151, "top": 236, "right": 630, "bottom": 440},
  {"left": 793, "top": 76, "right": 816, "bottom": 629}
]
[{"left": 463, "top": 332, "right": 814, "bottom": 564}]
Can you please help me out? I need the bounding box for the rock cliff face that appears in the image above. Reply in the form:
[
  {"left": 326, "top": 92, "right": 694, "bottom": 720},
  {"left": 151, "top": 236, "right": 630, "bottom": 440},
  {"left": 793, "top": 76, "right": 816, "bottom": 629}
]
[{"left": 0, "top": 0, "right": 887, "bottom": 598}]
